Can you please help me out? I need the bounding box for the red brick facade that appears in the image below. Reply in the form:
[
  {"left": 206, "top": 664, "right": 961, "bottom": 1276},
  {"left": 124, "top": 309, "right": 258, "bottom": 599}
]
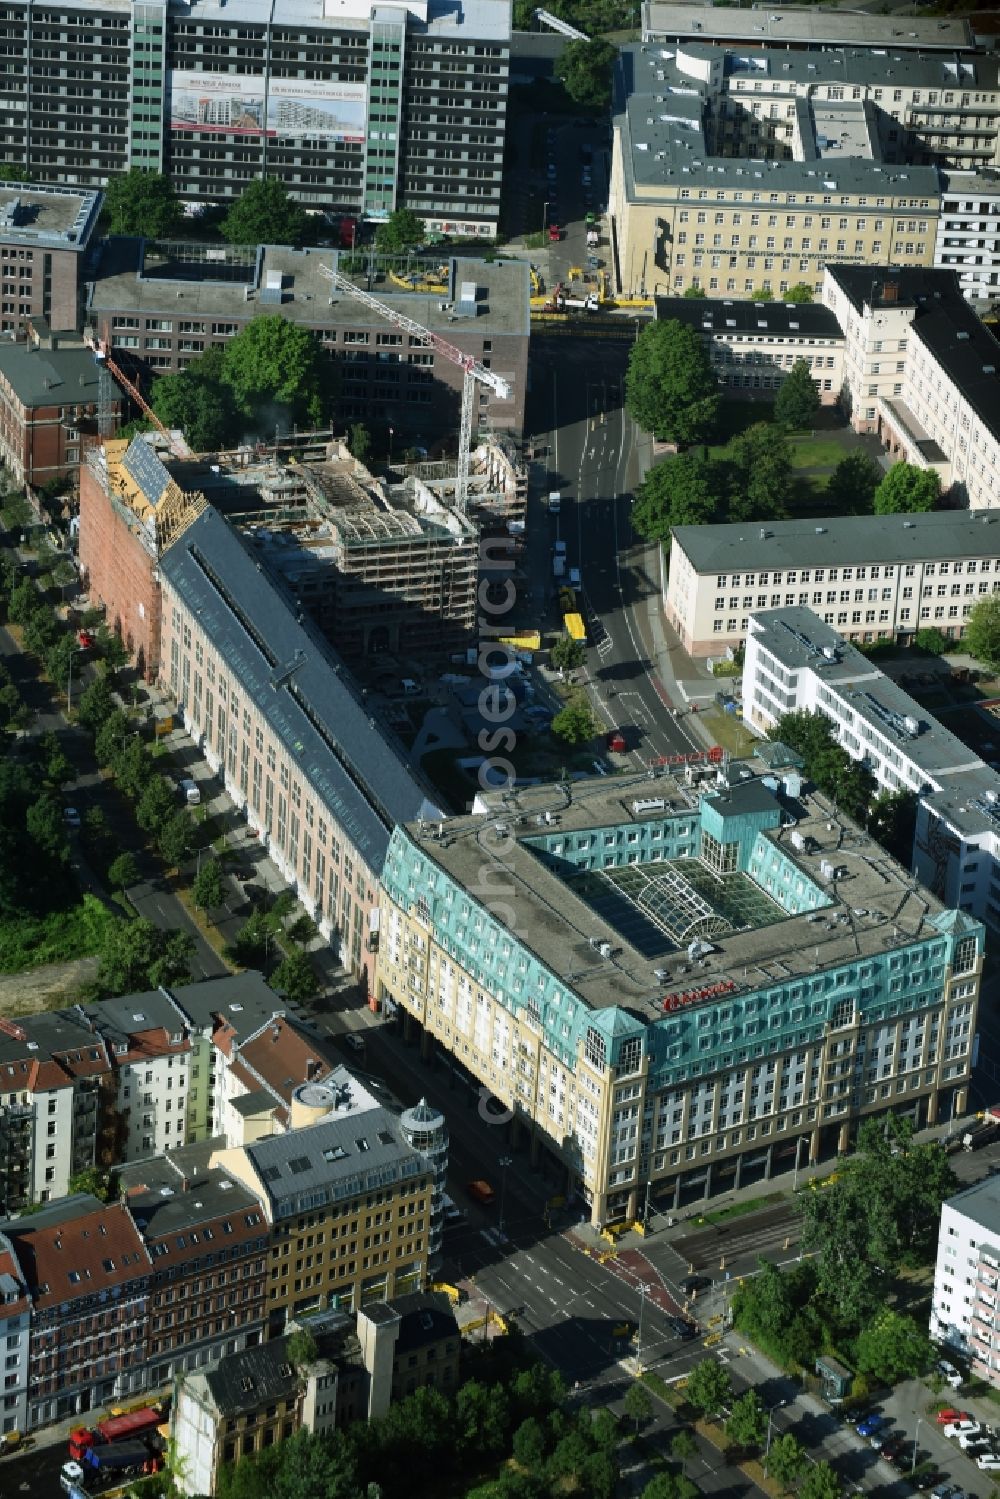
[{"left": 78, "top": 459, "right": 163, "bottom": 680}]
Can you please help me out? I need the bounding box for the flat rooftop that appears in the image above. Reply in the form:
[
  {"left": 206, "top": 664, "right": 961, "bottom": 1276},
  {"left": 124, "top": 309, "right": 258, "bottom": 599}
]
[
  {"left": 643, "top": 3, "right": 974, "bottom": 52},
  {"left": 749, "top": 606, "right": 1000, "bottom": 839},
  {"left": 405, "top": 769, "right": 952, "bottom": 1024},
  {"left": 0, "top": 183, "right": 101, "bottom": 251},
  {"left": 655, "top": 295, "right": 843, "bottom": 340},
  {"left": 671, "top": 507, "right": 1000, "bottom": 574},
  {"left": 945, "top": 1175, "right": 1000, "bottom": 1240},
  {"left": 88, "top": 242, "right": 530, "bottom": 338}
]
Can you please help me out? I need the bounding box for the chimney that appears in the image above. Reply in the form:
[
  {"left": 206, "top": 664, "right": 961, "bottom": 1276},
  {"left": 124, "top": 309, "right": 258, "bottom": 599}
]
[{"left": 271, "top": 1025, "right": 280, "bottom": 1043}]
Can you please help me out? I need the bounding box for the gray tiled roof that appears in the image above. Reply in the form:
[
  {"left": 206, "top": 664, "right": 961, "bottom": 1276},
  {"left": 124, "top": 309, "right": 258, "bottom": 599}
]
[
  {"left": 655, "top": 296, "right": 843, "bottom": 340},
  {"left": 158, "top": 505, "right": 444, "bottom": 870},
  {"left": 671, "top": 508, "right": 1000, "bottom": 574},
  {"left": 245, "top": 1105, "right": 424, "bottom": 1219}
]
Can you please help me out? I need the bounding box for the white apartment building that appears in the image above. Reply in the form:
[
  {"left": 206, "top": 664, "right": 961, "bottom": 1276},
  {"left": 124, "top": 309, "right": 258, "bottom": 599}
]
[
  {"left": 92, "top": 993, "right": 193, "bottom": 1161},
  {"left": 935, "top": 172, "right": 1000, "bottom": 304},
  {"left": 653, "top": 296, "right": 845, "bottom": 399},
  {"left": 743, "top": 605, "right": 1000, "bottom": 930},
  {"left": 666, "top": 508, "right": 1000, "bottom": 657},
  {"left": 931, "top": 1175, "right": 1000, "bottom": 1387},
  {"left": 824, "top": 262, "right": 1000, "bottom": 507}
]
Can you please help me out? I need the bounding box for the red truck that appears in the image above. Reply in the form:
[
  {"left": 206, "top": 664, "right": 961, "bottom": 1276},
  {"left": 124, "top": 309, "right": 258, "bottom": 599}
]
[
  {"left": 548, "top": 223, "right": 561, "bottom": 242},
  {"left": 69, "top": 1405, "right": 162, "bottom": 1459}
]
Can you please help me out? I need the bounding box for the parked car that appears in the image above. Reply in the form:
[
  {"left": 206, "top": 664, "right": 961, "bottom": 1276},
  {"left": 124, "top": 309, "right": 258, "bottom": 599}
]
[
  {"left": 943, "top": 1421, "right": 981, "bottom": 1439},
  {"left": 937, "top": 1359, "right": 964, "bottom": 1389},
  {"left": 681, "top": 1275, "right": 712, "bottom": 1296},
  {"left": 466, "top": 1179, "right": 496, "bottom": 1206},
  {"left": 957, "top": 1430, "right": 988, "bottom": 1451},
  {"left": 879, "top": 1437, "right": 906, "bottom": 1461},
  {"left": 936, "top": 1409, "right": 971, "bottom": 1425},
  {"left": 77, "top": 630, "right": 95, "bottom": 648},
  {"left": 62, "top": 807, "right": 81, "bottom": 829},
  {"left": 343, "top": 1033, "right": 366, "bottom": 1054},
  {"left": 931, "top": 1485, "right": 965, "bottom": 1499},
  {"left": 979, "top": 1454, "right": 1000, "bottom": 1471},
  {"left": 856, "top": 1414, "right": 886, "bottom": 1439}
]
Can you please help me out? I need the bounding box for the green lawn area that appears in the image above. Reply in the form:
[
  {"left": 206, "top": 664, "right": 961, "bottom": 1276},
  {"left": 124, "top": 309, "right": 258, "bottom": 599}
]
[
  {"left": 787, "top": 436, "right": 848, "bottom": 470},
  {"left": 703, "top": 399, "right": 859, "bottom": 505},
  {"left": 699, "top": 707, "right": 756, "bottom": 758},
  {"left": 0, "top": 893, "right": 115, "bottom": 975}
]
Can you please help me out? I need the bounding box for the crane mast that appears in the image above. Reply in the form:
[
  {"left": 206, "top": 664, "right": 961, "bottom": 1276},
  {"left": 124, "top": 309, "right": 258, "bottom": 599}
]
[{"left": 319, "top": 261, "right": 512, "bottom": 513}]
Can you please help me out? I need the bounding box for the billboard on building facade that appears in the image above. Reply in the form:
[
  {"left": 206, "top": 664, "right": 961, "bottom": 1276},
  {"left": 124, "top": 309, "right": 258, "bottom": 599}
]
[
  {"left": 169, "top": 71, "right": 267, "bottom": 134},
  {"left": 266, "top": 79, "right": 366, "bottom": 142}
]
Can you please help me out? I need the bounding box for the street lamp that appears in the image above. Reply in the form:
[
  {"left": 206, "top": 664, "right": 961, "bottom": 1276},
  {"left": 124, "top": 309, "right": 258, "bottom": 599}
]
[
  {"left": 635, "top": 1283, "right": 649, "bottom": 1370},
  {"left": 643, "top": 1178, "right": 652, "bottom": 1235},
  {"left": 911, "top": 1416, "right": 924, "bottom": 1475},
  {"left": 792, "top": 1134, "right": 807, "bottom": 1192},
  {"left": 498, "top": 1154, "right": 513, "bottom": 1240}
]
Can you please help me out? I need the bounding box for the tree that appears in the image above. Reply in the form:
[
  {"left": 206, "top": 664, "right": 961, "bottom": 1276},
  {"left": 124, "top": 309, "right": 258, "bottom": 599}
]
[
  {"left": 824, "top": 449, "right": 883, "bottom": 515},
  {"left": 631, "top": 451, "right": 719, "bottom": 545},
  {"left": 555, "top": 39, "right": 617, "bottom": 108},
  {"left": 684, "top": 1358, "right": 731, "bottom": 1420},
  {"left": 95, "top": 917, "right": 194, "bottom": 997},
  {"left": 158, "top": 810, "right": 193, "bottom": 868},
  {"left": 26, "top": 792, "right": 69, "bottom": 864},
  {"left": 774, "top": 359, "right": 820, "bottom": 431},
  {"left": 77, "top": 674, "right": 116, "bottom": 734},
  {"left": 581, "top": 1451, "right": 618, "bottom": 1499},
  {"left": 965, "top": 591, "right": 1000, "bottom": 670},
  {"left": 623, "top": 1380, "right": 653, "bottom": 1432},
  {"left": 725, "top": 1388, "right": 768, "bottom": 1451},
  {"left": 107, "top": 851, "right": 140, "bottom": 892},
  {"left": 751, "top": 287, "right": 774, "bottom": 302},
  {"left": 670, "top": 1430, "right": 698, "bottom": 1476},
  {"left": 866, "top": 788, "right": 917, "bottom": 864},
  {"left": 1, "top": 494, "right": 32, "bottom": 536},
  {"left": 68, "top": 1165, "right": 116, "bottom": 1201},
  {"left": 115, "top": 737, "right": 151, "bottom": 801},
  {"left": 682, "top": 286, "right": 706, "bottom": 299},
  {"left": 38, "top": 730, "right": 73, "bottom": 788},
  {"left": 151, "top": 364, "right": 237, "bottom": 453},
  {"left": 784, "top": 283, "right": 814, "bottom": 304},
  {"left": 512, "top": 1417, "right": 548, "bottom": 1468},
  {"left": 551, "top": 694, "right": 598, "bottom": 747},
  {"left": 104, "top": 168, "right": 181, "bottom": 238},
  {"left": 286, "top": 1328, "right": 318, "bottom": 1371},
  {"left": 94, "top": 709, "right": 133, "bottom": 769},
  {"left": 855, "top": 1309, "right": 933, "bottom": 1386},
  {"left": 873, "top": 462, "right": 940, "bottom": 515},
  {"left": 551, "top": 636, "right": 586, "bottom": 674},
  {"left": 766, "top": 1433, "right": 805, "bottom": 1491},
  {"left": 220, "top": 177, "right": 308, "bottom": 248},
  {"left": 193, "top": 857, "right": 225, "bottom": 910},
  {"left": 642, "top": 1473, "right": 698, "bottom": 1499},
  {"left": 222, "top": 315, "right": 333, "bottom": 428},
  {"left": 727, "top": 421, "right": 792, "bottom": 522},
  {"left": 772, "top": 709, "right": 875, "bottom": 821},
  {"left": 136, "top": 773, "right": 176, "bottom": 835},
  {"left": 731, "top": 1258, "right": 822, "bottom": 1367},
  {"left": 349, "top": 422, "right": 372, "bottom": 464},
  {"left": 913, "top": 626, "right": 950, "bottom": 655},
  {"left": 288, "top": 913, "right": 318, "bottom": 946},
  {"left": 271, "top": 948, "right": 318, "bottom": 1005},
  {"left": 374, "top": 209, "right": 426, "bottom": 254},
  {"left": 625, "top": 320, "right": 719, "bottom": 445},
  {"left": 800, "top": 1462, "right": 842, "bottom": 1499}
]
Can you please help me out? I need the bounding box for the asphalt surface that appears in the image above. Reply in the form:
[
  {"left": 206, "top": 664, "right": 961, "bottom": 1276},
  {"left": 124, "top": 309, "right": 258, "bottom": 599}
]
[{"left": 528, "top": 335, "right": 702, "bottom": 766}]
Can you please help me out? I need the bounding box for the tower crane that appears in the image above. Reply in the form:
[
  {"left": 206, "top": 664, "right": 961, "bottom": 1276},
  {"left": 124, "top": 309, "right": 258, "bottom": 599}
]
[
  {"left": 318, "top": 261, "right": 511, "bottom": 513},
  {"left": 88, "top": 336, "right": 192, "bottom": 459}
]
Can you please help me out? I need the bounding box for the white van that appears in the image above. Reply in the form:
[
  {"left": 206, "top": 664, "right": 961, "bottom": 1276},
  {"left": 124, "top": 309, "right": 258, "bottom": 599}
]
[{"left": 179, "top": 778, "right": 201, "bottom": 806}]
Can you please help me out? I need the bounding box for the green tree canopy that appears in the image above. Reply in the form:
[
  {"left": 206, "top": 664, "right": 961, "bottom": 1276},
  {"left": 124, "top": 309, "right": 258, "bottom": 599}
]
[
  {"left": 158, "top": 809, "right": 193, "bottom": 868},
  {"left": 727, "top": 421, "right": 792, "bottom": 522},
  {"left": 965, "top": 591, "right": 1000, "bottom": 670},
  {"left": 766, "top": 1433, "right": 806, "bottom": 1491},
  {"left": 684, "top": 1358, "right": 732, "bottom": 1419},
  {"left": 730, "top": 1258, "right": 822, "bottom": 1368},
  {"left": 670, "top": 1430, "right": 698, "bottom": 1473},
  {"left": 374, "top": 209, "right": 426, "bottom": 254},
  {"left": 95, "top": 917, "right": 195, "bottom": 997},
  {"left": 623, "top": 1380, "right": 653, "bottom": 1431},
  {"left": 221, "top": 177, "right": 308, "bottom": 247},
  {"left": 773, "top": 359, "right": 820, "bottom": 431},
  {"left": 136, "top": 774, "right": 176, "bottom": 835},
  {"left": 554, "top": 39, "right": 617, "bottom": 108},
  {"left": 682, "top": 286, "right": 706, "bottom": 299},
  {"left": 26, "top": 792, "right": 70, "bottom": 865},
  {"left": 551, "top": 694, "right": 598, "bottom": 747},
  {"left": 349, "top": 422, "right": 373, "bottom": 464},
  {"left": 193, "top": 857, "right": 226, "bottom": 910},
  {"left": 866, "top": 788, "right": 917, "bottom": 864},
  {"left": 107, "top": 851, "right": 140, "bottom": 891},
  {"left": 151, "top": 361, "right": 238, "bottom": 453},
  {"left": 286, "top": 1328, "right": 318, "bottom": 1370},
  {"left": 913, "top": 626, "right": 950, "bottom": 655},
  {"left": 104, "top": 168, "right": 181, "bottom": 238},
  {"left": 222, "top": 316, "right": 334, "bottom": 428},
  {"left": 625, "top": 320, "right": 719, "bottom": 445},
  {"left": 784, "top": 283, "right": 814, "bottom": 304},
  {"left": 800, "top": 1461, "right": 841, "bottom": 1499},
  {"left": 824, "top": 449, "right": 883, "bottom": 514},
  {"left": 855, "top": 1308, "right": 933, "bottom": 1385},
  {"left": 725, "top": 1389, "right": 768, "bottom": 1451},
  {"left": 551, "top": 636, "right": 586, "bottom": 674},
  {"left": 873, "top": 462, "right": 940, "bottom": 514},
  {"left": 771, "top": 709, "right": 875, "bottom": 820},
  {"left": 512, "top": 1417, "right": 548, "bottom": 1468},
  {"left": 271, "top": 948, "right": 318, "bottom": 1005},
  {"left": 631, "top": 451, "right": 720, "bottom": 545}
]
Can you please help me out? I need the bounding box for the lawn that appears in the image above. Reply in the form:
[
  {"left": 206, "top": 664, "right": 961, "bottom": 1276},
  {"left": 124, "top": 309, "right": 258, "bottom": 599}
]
[
  {"left": 0, "top": 893, "right": 115, "bottom": 974},
  {"left": 702, "top": 398, "right": 864, "bottom": 507},
  {"left": 700, "top": 706, "right": 757, "bottom": 758},
  {"left": 787, "top": 436, "right": 848, "bottom": 470}
]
